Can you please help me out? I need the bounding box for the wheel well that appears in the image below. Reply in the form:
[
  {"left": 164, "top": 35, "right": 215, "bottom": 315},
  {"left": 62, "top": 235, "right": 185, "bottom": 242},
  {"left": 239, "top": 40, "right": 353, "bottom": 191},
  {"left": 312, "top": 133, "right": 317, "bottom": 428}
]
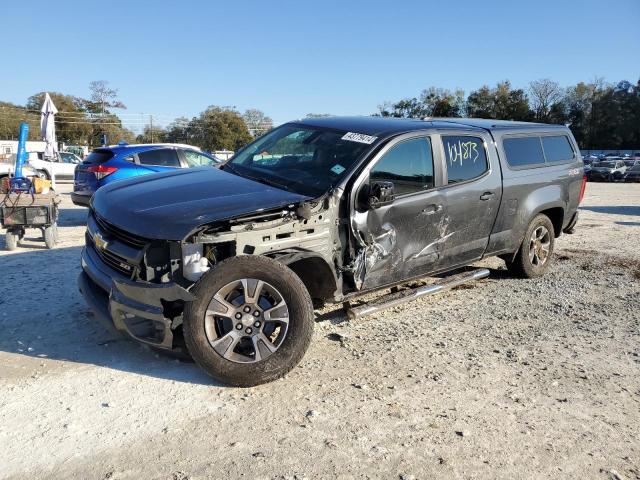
[
  {"left": 285, "top": 256, "right": 337, "bottom": 302},
  {"left": 538, "top": 207, "right": 564, "bottom": 237}
]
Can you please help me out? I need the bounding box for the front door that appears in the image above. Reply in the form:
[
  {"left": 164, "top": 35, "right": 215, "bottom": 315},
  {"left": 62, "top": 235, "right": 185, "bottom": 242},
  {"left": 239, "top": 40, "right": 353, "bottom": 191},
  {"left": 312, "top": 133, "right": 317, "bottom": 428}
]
[{"left": 350, "top": 134, "right": 446, "bottom": 291}]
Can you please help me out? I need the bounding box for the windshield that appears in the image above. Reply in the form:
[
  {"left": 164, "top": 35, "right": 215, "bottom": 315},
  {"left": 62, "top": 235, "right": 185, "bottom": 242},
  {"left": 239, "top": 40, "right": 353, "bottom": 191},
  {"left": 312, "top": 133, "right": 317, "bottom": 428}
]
[
  {"left": 630, "top": 165, "right": 640, "bottom": 172},
  {"left": 224, "top": 125, "right": 373, "bottom": 196}
]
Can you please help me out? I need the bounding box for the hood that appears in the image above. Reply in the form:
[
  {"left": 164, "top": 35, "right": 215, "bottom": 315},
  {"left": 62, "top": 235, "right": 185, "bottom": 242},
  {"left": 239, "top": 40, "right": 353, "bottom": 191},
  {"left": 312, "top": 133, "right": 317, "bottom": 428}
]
[
  {"left": 92, "top": 167, "right": 311, "bottom": 240},
  {"left": 591, "top": 167, "right": 614, "bottom": 173}
]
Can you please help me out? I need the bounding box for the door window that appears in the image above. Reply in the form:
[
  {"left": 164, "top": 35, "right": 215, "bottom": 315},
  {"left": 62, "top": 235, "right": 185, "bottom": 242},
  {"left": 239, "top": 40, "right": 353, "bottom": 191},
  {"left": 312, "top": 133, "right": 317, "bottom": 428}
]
[
  {"left": 138, "top": 148, "right": 180, "bottom": 167},
  {"left": 443, "top": 136, "right": 489, "bottom": 184},
  {"left": 370, "top": 137, "right": 434, "bottom": 196},
  {"left": 183, "top": 150, "right": 215, "bottom": 167}
]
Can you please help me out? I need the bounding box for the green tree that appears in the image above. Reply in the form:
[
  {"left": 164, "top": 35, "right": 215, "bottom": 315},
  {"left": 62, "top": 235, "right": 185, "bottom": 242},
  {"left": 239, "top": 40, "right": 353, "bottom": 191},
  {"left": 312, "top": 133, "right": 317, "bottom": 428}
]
[
  {"left": 136, "top": 125, "right": 167, "bottom": 143},
  {"left": 377, "top": 98, "right": 428, "bottom": 118},
  {"left": 420, "top": 87, "right": 466, "bottom": 117},
  {"left": 467, "top": 81, "right": 532, "bottom": 120},
  {"left": 0, "top": 101, "right": 40, "bottom": 140},
  {"left": 164, "top": 117, "right": 191, "bottom": 144},
  {"left": 243, "top": 109, "right": 273, "bottom": 138},
  {"left": 190, "top": 106, "right": 253, "bottom": 151},
  {"left": 26, "top": 92, "right": 92, "bottom": 144},
  {"left": 87, "top": 80, "right": 126, "bottom": 114},
  {"left": 528, "top": 79, "right": 564, "bottom": 122}
]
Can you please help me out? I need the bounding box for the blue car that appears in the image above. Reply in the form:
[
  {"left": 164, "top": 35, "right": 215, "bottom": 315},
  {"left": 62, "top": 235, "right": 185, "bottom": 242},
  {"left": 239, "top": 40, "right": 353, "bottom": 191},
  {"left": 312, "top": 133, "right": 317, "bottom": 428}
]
[{"left": 72, "top": 143, "right": 221, "bottom": 207}]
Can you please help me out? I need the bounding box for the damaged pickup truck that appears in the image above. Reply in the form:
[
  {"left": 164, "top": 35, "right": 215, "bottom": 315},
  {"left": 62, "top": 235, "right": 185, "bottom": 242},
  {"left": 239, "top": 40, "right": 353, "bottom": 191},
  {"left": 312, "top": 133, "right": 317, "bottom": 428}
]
[{"left": 78, "top": 116, "right": 585, "bottom": 386}]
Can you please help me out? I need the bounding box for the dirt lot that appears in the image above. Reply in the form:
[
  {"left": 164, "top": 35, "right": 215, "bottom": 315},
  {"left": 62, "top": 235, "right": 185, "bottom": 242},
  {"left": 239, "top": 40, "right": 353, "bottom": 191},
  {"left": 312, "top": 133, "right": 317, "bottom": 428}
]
[{"left": 0, "top": 182, "right": 638, "bottom": 480}]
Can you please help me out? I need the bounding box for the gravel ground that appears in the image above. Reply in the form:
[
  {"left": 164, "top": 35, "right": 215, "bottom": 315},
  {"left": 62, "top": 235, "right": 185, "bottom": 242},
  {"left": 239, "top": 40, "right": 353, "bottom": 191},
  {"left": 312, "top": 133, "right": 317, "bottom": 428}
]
[{"left": 0, "top": 182, "right": 638, "bottom": 480}]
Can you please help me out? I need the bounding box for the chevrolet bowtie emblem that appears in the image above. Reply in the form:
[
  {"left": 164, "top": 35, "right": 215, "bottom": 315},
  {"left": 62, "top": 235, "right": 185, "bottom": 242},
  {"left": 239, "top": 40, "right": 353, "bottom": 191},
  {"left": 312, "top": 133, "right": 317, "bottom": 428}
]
[{"left": 93, "top": 231, "right": 108, "bottom": 250}]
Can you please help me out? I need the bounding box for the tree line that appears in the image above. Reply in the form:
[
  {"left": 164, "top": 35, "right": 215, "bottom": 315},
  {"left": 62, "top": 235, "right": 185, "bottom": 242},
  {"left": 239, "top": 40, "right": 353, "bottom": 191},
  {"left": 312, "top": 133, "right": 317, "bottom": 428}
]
[
  {"left": 2, "top": 78, "right": 638, "bottom": 152},
  {"left": 377, "top": 78, "right": 640, "bottom": 149},
  {"left": 0, "top": 81, "right": 274, "bottom": 152}
]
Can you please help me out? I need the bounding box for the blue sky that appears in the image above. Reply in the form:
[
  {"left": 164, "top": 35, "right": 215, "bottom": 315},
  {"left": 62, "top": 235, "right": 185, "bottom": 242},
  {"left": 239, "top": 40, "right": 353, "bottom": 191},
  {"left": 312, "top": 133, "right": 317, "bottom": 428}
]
[{"left": 2, "top": 0, "right": 638, "bottom": 128}]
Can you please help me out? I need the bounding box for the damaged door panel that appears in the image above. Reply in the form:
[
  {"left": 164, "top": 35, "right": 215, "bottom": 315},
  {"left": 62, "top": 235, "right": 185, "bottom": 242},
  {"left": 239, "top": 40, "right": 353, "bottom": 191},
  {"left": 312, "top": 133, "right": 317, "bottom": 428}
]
[{"left": 349, "top": 135, "right": 446, "bottom": 290}]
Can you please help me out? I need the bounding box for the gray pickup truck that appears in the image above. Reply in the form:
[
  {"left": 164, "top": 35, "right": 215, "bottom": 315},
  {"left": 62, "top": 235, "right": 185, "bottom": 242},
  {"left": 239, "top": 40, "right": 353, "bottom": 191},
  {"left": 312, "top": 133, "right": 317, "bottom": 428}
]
[{"left": 78, "top": 117, "right": 585, "bottom": 386}]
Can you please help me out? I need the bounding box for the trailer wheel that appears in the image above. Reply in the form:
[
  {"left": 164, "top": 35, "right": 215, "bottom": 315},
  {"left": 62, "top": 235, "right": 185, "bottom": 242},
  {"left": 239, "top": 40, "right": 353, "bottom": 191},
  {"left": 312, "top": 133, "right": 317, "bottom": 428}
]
[
  {"left": 44, "top": 225, "right": 56, "bottom": 249},
  {"left": 5, "top": 232, "right": 18, "bottom": 251},
  {"left": 505, "top": 214, "right": 555, "bottom": 278},
  {"left": 183, "top": 255, "right": 314, "bottom": 387}
]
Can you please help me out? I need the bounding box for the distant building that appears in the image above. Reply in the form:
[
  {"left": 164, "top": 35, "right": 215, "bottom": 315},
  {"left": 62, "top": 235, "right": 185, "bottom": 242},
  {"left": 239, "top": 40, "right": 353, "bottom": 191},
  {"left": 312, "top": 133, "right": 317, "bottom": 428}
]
[{"left": 0, "top": 140, "right": 46, "bottom": 155}]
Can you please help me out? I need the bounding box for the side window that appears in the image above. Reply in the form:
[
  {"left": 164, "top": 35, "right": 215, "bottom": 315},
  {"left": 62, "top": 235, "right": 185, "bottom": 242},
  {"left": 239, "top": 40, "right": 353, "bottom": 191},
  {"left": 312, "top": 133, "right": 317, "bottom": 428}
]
[
  {"left": 443, "top": 136, "right": 488, "bottom": 184},
  {"left": 183, "top": 150, "right": 214, "bottom": 167},
  {"left": 370, "top": 137, "right": 434, "bottom": 196},
  {"left": 137, "top": 149, "right": 180, "bottom": 167},
  {"left": 541, "top": 135, "right": 574, "bottom": 162},
  {"left": 503, "top": 137, "right": 545, "bottom": 167}
]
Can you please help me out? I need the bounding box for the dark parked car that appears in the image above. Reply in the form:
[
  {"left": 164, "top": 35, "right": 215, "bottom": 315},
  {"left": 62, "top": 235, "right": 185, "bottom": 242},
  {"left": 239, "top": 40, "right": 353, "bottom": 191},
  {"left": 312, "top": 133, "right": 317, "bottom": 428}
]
[
  {"left": 588, "top": 160, "right": 627, "bottom": 181},
  {"left": 78, "top": 117, "right": 584, "bottom": 386},
  {"left": 623, "top": 164, "right": 640, "bottom": 182}
]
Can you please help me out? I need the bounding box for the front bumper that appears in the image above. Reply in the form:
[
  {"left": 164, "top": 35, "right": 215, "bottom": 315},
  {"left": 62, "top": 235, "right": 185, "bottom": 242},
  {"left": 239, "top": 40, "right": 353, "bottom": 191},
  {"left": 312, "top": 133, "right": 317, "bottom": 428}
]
[{"left": 78, "top": 244, "right": 194, "bottom": 350}]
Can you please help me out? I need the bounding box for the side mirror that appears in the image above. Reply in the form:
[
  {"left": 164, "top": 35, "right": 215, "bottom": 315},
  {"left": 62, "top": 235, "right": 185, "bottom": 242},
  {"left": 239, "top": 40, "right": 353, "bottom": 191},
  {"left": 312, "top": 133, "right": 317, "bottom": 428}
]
[{"left": 368, "top": 180, "right": 395, "bottom": 209}]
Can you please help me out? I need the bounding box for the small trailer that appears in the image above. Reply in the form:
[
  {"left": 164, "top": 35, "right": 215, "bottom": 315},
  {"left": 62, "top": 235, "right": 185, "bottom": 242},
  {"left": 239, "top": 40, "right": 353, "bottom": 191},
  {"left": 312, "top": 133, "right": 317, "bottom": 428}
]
[{"left": 0, "top": 191, "right": 60, "bottom": 250}]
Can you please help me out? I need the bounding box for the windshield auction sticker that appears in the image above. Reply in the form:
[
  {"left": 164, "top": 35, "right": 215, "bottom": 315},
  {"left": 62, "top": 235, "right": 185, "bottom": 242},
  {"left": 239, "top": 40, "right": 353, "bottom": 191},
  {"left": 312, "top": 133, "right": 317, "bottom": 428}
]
[
  {"left": 330, "top": 164, "right": 346, "bottom": 174},
  {"left": 342, "top": 132, "right": 378, "bottom": 144}
]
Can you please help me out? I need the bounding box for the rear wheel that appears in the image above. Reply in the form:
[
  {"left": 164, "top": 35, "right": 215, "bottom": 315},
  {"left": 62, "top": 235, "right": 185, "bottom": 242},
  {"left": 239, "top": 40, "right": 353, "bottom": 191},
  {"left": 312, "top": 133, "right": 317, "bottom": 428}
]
[
  {"left": 183, "top": 255, "right": 314, "bottom": 387},
  {"left": 506, "top": 214, "right": 555, "bottom": 278},
  {"left": 37, "top": 170, "right": 50, "bottom": 180}
]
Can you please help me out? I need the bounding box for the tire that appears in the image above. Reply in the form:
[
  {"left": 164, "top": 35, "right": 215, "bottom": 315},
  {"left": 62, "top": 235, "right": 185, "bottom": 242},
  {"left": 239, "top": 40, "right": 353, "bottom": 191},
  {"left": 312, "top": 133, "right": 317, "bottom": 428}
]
[
  {"left": 44, "top": 225, "right": 56, "bottom": 249},
  {"left": 183, "top": 255, "right": 314, "bottom": 387},
  {"left": 5, "top": 232, "right": 18, "bottom": 251},
  {"left": 38, "top": 170, "right": 50, "bottom": 180},
  {"left": 505, "top": 214, "right": 555, "bottom": 279}
]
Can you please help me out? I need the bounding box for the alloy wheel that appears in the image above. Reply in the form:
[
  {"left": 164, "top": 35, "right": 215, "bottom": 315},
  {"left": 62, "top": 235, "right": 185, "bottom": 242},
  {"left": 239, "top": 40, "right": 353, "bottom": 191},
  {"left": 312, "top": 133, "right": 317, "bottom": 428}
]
[
  {"left": 204, "top": 278, "right": 289, "bottom": 363},
  {"left": 528, "top": 226, "right": 551, "bottom": 267}
]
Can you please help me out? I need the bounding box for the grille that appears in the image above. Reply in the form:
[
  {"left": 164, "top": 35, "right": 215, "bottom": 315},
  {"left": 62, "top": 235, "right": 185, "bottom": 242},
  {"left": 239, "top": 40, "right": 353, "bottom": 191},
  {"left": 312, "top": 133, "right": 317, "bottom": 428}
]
[
  {"left": 92, "top": 211, "right": 148, "bottom": 249},
  {"left": 87, "top": 231, "right": 136, "bottom": 277}
]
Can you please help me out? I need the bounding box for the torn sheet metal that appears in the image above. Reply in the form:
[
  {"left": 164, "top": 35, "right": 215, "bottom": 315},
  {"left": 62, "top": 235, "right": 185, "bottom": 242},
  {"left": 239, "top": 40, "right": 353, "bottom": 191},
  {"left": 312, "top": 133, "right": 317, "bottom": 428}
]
[{"left": 351, "top": 223, "right": 399, "bottom": 290}]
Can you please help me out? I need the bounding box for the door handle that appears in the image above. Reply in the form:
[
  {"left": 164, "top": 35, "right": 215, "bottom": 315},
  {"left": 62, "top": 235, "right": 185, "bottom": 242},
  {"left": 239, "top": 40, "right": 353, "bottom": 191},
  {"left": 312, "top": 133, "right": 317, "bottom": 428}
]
[
  {"left": 422, "top": 204, "right": 443, "bottom": 215},
  {"left": 479, "top": 192, "right": 495, "bottom": 201}
]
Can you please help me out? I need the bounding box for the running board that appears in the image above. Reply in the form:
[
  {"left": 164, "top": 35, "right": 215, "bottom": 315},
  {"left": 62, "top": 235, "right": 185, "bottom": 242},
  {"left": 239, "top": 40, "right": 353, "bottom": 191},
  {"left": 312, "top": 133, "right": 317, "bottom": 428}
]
[{"left": 346, "top": 268, "right": 490, "bottom": 320}]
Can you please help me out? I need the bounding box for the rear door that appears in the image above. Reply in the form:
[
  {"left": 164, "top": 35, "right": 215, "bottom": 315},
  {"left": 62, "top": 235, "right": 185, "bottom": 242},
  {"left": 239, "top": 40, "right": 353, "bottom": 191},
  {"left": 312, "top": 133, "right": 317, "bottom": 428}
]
[
  {"left": 435, "top": 131, "right": 502, "bottom": 270},
  {"left": 135, "top": 148, "right": 182, "bottom": 174}
]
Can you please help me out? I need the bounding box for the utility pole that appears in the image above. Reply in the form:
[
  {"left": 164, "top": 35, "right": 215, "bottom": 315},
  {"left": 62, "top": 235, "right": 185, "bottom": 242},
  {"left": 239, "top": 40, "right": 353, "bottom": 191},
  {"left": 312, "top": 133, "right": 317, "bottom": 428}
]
[{"left": 150, "top": 114, "right": 154, "bottom": 143}]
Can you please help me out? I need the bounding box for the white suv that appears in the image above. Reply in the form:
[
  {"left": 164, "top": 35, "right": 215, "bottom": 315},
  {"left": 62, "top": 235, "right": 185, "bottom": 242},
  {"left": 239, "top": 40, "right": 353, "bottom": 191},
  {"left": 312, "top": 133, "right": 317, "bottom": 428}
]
[{"left": 28, "top": 151, "right": 82, "bottom": 181}]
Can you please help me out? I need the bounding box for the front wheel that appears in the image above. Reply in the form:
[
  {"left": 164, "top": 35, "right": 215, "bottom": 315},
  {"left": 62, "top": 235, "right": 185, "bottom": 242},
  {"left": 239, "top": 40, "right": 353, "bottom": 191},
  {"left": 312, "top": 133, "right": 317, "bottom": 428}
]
[
  {"left": 5, "top": 232, "right": 18, "bottom": 250},
  {"left": 44, "top": 224, "right": 57, "bottom": 249},
  {"left": 183, "top": 255, "right": 314, "bottom": 387},
  {"left": 505, "top": 214, "right": 555, "bottom": 278}
]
